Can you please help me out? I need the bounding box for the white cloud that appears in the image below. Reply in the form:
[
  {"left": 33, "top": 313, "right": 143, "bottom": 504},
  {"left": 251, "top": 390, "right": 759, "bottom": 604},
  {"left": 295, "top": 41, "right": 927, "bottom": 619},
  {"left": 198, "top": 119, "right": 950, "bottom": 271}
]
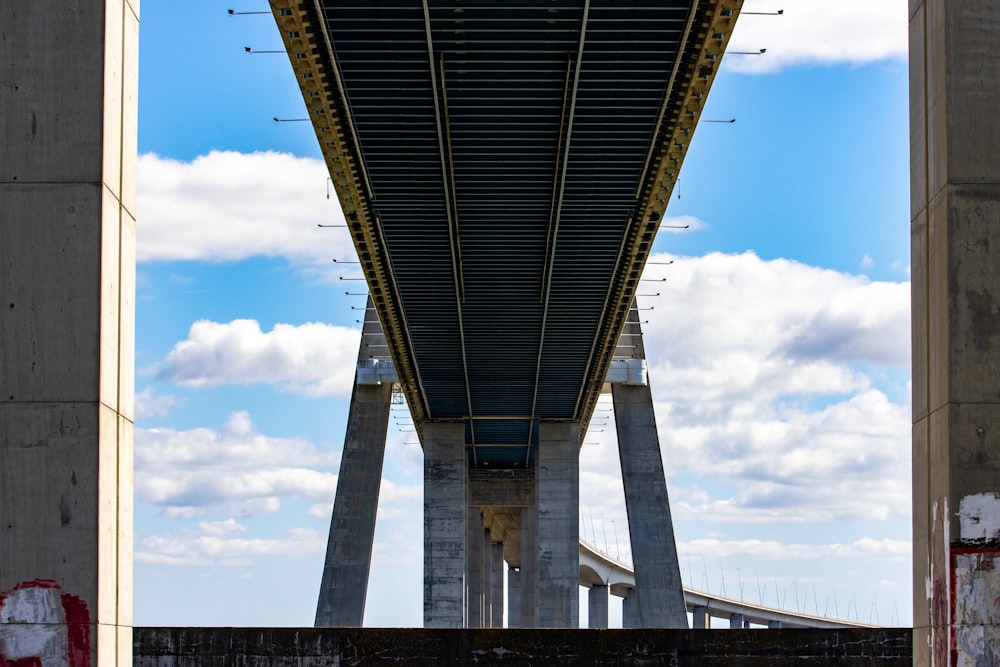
[
  {"left": 137, "top": 151, "right": 356, "bottom": 266},
  {"left": 581, "top": 252, "right": 911, "bottom": 532},
  {"left": 136, "top": 527, "right": 325, "bottom": 567},
  {"left": 861, "top": 253, "right": 875, "bottom": 270},
  {"left": 726, "top": 0, "right": 908, "bottom": 74},
  {"left": 136, "top": 411, "right": 340, "bottom": 516},
  {"left": 678, "top": 537, "right": 911, "bottom": 562},
  {"left": 155, "top": 319, "right": 361, "bottom": 397},
  {"left": 135, "top": 386, "right": 179, "bottom": 419}
]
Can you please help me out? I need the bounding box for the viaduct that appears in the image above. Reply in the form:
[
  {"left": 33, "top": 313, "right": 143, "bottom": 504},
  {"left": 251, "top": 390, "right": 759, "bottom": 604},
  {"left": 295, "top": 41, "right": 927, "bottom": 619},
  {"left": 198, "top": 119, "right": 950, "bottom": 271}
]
[{"left": 2, "top": 0, "right": 999, "bottom": 664}]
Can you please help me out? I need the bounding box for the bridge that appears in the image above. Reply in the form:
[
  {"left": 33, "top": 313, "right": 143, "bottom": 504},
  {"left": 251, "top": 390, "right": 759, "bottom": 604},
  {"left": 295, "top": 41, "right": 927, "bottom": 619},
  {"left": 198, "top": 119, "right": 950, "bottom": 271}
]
[
  {"left": 4, "top": 0, "right": 1000, "bottom": 661},
  {"left": 267, "top": 0, "right": 758, "bottom": 630}
]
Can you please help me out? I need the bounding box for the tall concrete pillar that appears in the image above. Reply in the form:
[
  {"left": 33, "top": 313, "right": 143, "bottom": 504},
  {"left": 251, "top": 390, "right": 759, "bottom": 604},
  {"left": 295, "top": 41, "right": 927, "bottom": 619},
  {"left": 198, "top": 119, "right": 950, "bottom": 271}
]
[
  {"left": 612, "top": 382, "right": 688, "bottom": 628},
  {"left": 423, "top": 422, "right": 466, "bottom": 628},
  {"left": 910, "top": 1, "right": 1000, "bottom": 665},
  {"left": 729, "top": 613, "right": 744, "bottom": 629},
  {"left": 622, "top": 590, "right": 640, "bottom": 629},
  {"left": 1, "top": 2, "right": 137, "bottom": 665},
  {"left": 588, "top": 585, "right": 609, "bottom": 629},
  {"left": 536, "top": 422, "right": 580, "bottom": 628},
  {"left": 507, "top": 567, "right": 521, "bottom": 628},
  {"left": 692, "top": 606, "right": 710, "bottom": 629},
  {"left": 314, "top": 318, "right": 392, "bottom": 626},
  {"left": 490, "top": 541, "right": 504, "bottom": 627},
  {"left": 519, "top": 504, "right": 538, "bottom": 628},
  {"left": 465, "top": 512, "right": 485, "bottom": 627}
]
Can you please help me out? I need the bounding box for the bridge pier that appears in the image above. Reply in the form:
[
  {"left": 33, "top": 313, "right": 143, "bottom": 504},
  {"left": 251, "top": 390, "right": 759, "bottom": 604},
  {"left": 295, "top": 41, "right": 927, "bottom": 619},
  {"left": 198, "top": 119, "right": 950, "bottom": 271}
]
[
  {"left": 423, "top": 423, "right": 467, "bottom": 628},
  {"left": 1, "top": 1, "right": 137, "bottom": 665},
  {"left": 911, "top": 0, "right": 1000, "bottom": 664},
  {"left": 489, "top": 541, "right": 504, "bottom": 628},
  {"left": 315, "top": 303, "right": 392, "bottom": 627},
  {"left": 588, "top": 585, "right": 610, "bottom": 629}
]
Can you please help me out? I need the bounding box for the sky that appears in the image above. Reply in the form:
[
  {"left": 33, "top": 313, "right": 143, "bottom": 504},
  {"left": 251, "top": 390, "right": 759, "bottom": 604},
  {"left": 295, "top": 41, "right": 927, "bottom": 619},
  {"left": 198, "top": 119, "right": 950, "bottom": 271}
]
[{"left": 133, "top": 0, "right": 912, "bottom": 628}]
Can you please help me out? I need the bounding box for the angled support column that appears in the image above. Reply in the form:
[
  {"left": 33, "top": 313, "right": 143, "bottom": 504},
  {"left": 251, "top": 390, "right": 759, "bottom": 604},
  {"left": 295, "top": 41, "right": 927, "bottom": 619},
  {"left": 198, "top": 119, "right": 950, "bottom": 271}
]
[
  {"left": 423, "top": 422, "right": 466, "bottom": 628},
  {"left": 911, "top": 1, "right": 1000, "bottom": 664},
  {"left": 536, "top": 422, "right": 580, "bottom": 628},
  {"left": 610, "top": 308, "right": 687, "bottom": 629},
  {"left": 315, "top": 298, "right": 393, "bottom": 627},
  {"left": 1, "top": 2, "right": 137, "bottom": 665}
]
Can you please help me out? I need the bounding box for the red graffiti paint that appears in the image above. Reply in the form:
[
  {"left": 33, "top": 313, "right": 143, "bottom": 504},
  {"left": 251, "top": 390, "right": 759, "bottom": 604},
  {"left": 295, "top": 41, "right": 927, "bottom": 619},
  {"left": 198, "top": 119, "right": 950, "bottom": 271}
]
[{"left": 0, "top": 580, "right": 91, "bottom": 667}]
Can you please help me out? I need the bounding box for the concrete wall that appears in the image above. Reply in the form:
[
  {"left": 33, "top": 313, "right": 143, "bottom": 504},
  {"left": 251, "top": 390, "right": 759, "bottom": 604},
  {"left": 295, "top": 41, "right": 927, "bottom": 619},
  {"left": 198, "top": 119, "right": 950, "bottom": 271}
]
[{"left": 133, "top": 627, "right": 911, "bottom": 666}]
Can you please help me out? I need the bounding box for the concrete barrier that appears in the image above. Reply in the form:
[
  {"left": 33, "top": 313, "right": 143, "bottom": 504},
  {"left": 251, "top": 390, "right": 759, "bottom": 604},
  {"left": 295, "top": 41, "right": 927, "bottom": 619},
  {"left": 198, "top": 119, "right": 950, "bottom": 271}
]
[{"left": 134, "top": 627, "right": 911, "bottom": 665}]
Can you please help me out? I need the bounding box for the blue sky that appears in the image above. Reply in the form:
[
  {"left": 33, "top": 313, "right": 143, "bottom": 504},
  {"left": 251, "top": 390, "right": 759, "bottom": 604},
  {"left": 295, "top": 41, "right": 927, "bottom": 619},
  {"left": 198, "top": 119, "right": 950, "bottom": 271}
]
[{"left": 133, "top": 0, "right": 912, "bottom": 628}]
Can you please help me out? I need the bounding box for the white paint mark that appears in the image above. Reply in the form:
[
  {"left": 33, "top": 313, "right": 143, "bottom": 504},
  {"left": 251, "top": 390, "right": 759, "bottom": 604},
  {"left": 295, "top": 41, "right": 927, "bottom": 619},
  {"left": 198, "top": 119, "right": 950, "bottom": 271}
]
[
  {"left": 0, "top": 585, "right": 70, "bottom": 666},
  {"left": 959, "top": 493, "right": 1000, "bottom": 541}
]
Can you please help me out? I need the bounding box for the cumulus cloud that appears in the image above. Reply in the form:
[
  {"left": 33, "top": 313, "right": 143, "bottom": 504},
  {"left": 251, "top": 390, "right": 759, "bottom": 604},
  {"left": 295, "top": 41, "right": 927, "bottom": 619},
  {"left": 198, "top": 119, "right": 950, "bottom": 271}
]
[
  {"left": 581, "top": 251, "right": 911, "bottom": 532},
  {"left": 136, "top": 527, "right": 325, "bottom": 567},
  {"left": 679, "top": 537, "right": 911, "bottom": 562},
  {"left": 136, "top": 411, "right": 340, "bottom": 516},
  {"left": 155, "top": 319, "right": 361, "bottom": 397},
  {"left": 135, "top": 386, "right": 179, "bottom": 419},
  {"left": 137, "top": 151, "right": 356, "bottom": 265},
  {"left": 726, "top": 0, "right": 908, "bottom": 74}
]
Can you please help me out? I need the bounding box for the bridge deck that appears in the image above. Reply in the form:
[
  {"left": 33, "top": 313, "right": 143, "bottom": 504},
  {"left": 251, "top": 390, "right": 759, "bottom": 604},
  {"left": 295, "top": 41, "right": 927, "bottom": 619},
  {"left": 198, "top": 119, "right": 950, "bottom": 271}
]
[{"left": 271, "top": 0, "right": 741, "bottom": 467}]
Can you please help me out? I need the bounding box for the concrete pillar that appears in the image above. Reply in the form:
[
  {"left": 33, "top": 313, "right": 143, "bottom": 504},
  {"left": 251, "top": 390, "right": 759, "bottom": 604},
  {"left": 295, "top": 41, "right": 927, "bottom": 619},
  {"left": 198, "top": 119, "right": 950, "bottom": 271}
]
[
  {"left": 490, "top": 541, "right": 504, "bottom": 628},
  {"left": 588, "top": 585, "right": 609, "bottom": 629},
  {"left": 692, "top": 606, "right": 710, "bottom": 629},
  {"left": 910, "top": 2, "right": 1000, "bottom": 665},
  {"left": 536, "top": 422, "right": 580, "bottom": 628},
  {"left": 519, "top": 504, "right": 538, "bottom": 628},
  {"left": 1, "top": 2, "right": 137, "bottom": 665},
  {"left": 315, "top": 322, "right": 392, "bottom": 625},
  {"left": 612, "top": 382, "right": 688, "bottom": 628},
  {"left": 465, "top": 512, "right": 484, "bottom": 627},
  {"left": 423, "top": 422, "right": 466, "bottom": 628},
  {"left": 507, "top": 567, "right": 521, "bottom": 628},
  {"left": 622, "top": 591, "right": 640, "bottom": 629},
  {"left": 729, "top": 613, "right": 744, "bottom": 629},
  {"left": 767, "top": 620, "right": 782, "bottom": 629}
]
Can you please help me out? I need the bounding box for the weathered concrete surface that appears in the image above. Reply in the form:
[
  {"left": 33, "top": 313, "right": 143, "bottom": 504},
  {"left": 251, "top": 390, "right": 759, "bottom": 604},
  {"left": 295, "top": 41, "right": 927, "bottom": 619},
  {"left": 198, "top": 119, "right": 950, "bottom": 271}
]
[
  {"left": 589, "top": 585, "right": 610, "bottom": 629},
  {"left": 133, "top": 627, "right": 912, "bottom": 666},
  {"left": 910, "top": 0, "right": 1000, "bottom": 664},
  {"left": 315, "top": 298, "right": 392, "bottom": 627},
  {"left": 423, "top": 423, "right": 467, "bottom": 628},
  {"left": 612, "top": 383, "right": 687, "bottom": 629},
  {"left": 1, "top": 1, "right": 137, "bottom": 665},
  {"left": 536, "top": 423, "right": 580, "bottom": 628}
]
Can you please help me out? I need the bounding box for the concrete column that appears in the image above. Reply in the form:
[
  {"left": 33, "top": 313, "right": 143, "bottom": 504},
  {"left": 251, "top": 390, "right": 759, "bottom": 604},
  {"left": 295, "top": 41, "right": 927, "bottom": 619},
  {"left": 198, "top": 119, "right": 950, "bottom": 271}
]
[
  {"left": 423, "top": 422, "right": 466, "bottom": 628},
  {"left": 536, "top": 422, "right": 580, "bottom": 628},
  {"left": 612, "top": 382, "right": 688, "bottom": 628},
  {"left": 519, "top": 503, "right": 538, "bottom": 628},
  {"left": 910, "top": 2, "right": 1000, "bottom": 665},
  {"left": 729, "top": 613, "right": 744, "bottom": 629},
  {"left": 507, "top": 567, "right": 521, "bottom": 628},
  {"left": 692, "top": 606, "right": 710, "bottom": 629},
  {"left": 314, "top": 370, "right": 392, "bottom": 626},
  {"left": 1, "top": 2, "right": 137, "bottom": 665},
  {"left": 490, "top": 541, "right": 504, "bottom": 628},
  {"left": 588, "top": 585, "right": 609, "bottom": 629},
  {"left": 465, "top": 512, "right": 485, "bottom": 627},
  {"left": 767, "top": 620, "right": 782, "bottom": 629},
  {"left": 622, "top": 591, "right": 640, "bottom": 629}
]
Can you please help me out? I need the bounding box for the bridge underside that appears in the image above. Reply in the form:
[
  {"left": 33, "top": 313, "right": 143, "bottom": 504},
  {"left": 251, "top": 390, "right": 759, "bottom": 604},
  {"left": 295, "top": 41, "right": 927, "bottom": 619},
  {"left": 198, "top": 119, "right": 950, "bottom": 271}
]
[
  {"left": 273, "top": 0, "right": 741, "bottom": 630},
  {"left": 272, "top": 0, "right": 741, "bottom": 467}
]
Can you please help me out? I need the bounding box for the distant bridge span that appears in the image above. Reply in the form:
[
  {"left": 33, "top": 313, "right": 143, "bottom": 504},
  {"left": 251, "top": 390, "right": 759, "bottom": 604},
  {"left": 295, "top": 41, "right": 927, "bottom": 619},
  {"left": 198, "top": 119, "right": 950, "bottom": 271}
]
[{"left": 578, "top": 541, "right": 878, "bottom": 629}]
